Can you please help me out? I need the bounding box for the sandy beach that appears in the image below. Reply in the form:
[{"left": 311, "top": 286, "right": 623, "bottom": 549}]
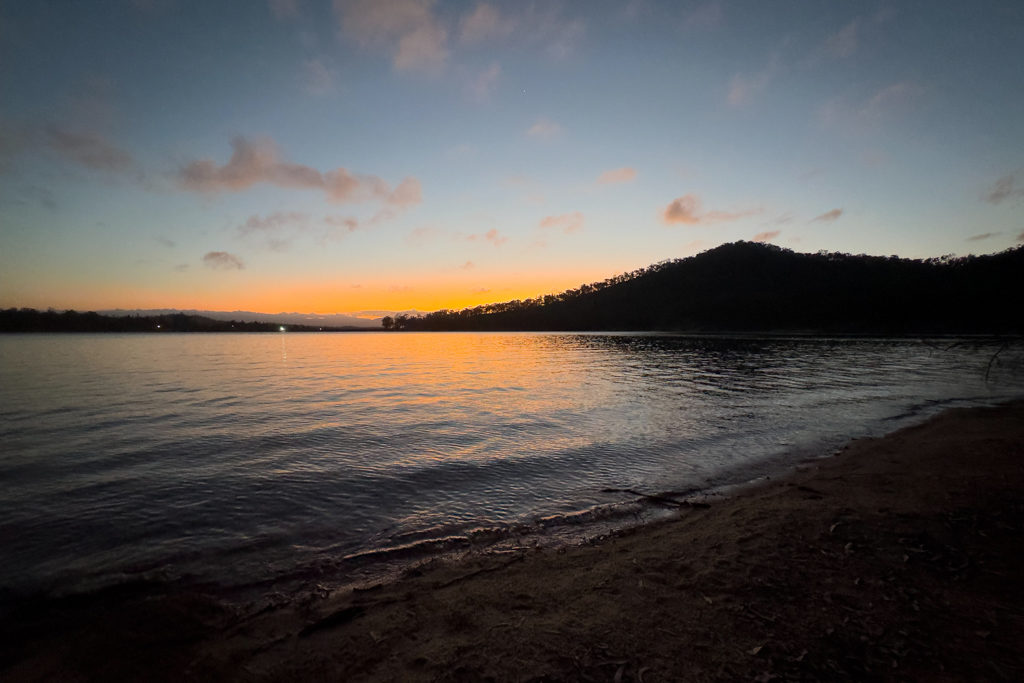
[{"left": 3, "top": 400, "right": 1022, "bottom": 682}]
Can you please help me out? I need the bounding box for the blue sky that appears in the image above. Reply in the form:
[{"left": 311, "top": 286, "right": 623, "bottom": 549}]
[{"left": 1, "top": 0, "right": 1022, "bottom": 314}]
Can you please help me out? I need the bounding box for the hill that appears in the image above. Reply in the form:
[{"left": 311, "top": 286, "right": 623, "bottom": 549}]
[
  {"left": 396, "top": 242, "right": 1024, "bottom": 334},
  {"left": 0, "top": 309, "right": 363, "bottom": 333}
]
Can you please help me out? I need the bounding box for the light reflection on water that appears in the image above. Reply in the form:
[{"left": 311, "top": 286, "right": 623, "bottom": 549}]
[{"left": 0, "top": 332, "right": 1021, "bottom": 598}]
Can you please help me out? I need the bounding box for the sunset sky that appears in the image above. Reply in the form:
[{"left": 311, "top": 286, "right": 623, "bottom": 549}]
[{"left": 1, "top": 0, "right": 1022, "bottom": 316}]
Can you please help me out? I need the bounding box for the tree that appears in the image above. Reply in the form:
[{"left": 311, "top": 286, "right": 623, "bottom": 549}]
[{"left": 381, "top": 316, "right": 394, "bottom": 330}]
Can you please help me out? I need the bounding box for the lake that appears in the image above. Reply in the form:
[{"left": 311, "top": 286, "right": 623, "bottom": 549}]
[{"left": 1, "top": 332, "right": 1021, "bottom": 601}]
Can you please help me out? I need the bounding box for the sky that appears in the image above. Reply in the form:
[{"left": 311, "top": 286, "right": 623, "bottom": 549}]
[{"left": 1, "top": 0, "right": 1022, "bottom": 316}]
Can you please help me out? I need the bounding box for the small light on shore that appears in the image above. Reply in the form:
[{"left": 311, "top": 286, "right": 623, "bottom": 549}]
[{"left": 279, "top": 326, "right": 286, "bottom": 332}]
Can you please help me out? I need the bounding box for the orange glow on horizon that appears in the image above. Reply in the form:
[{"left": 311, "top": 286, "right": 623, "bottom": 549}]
[{"left": 12, "top": 267, "right": 615, "bottom": 316}]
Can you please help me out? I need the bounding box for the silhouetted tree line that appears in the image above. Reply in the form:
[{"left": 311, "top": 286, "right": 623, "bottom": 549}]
[
  {"left": 386, "top": 242, "right": 1024, "bottom": 334},
  {"left": 0, "top": 309, "right": 343, "bottom": 333}
]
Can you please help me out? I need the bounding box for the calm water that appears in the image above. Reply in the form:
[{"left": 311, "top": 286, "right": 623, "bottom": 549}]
[{"left": 1, "top": 332, "right": 1022, "bottom": 600}]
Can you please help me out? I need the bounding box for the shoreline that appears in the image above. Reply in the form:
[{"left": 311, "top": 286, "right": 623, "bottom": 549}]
[{"left": 3, "top": 400, "right": 1023, "bottom": 681}]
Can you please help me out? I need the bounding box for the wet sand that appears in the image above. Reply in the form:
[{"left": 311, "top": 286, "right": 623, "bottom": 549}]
[{"left": 3, "top": 401, "right": 1023, "bottom": 681}]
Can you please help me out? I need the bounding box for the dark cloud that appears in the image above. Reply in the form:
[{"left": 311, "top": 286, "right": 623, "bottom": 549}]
[
  {"left": 967, "top": 232, "right": 999, "bottom": 242},
  {"left": 202, "top": 251, "right": 245, "bottom": 270}
]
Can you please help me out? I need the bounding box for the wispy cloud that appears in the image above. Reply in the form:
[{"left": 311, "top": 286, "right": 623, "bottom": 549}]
[
  {"left": 467, "top": 228, "right": 508, "bottom": 246},
  {"left": 983, "top": 174, "right": 1024, "bottom": 204},
  {"left": 684, "top": 1, "right": 723, "bottom": 29},
  {"left": 238, "top": 211, "right": 308, "bottom": 236},
  {"left": 324, "top": 214, "right": 361, "bottom": 236},
  {"left": 460, "top": 3, "right": 514, "bottom": 44},
  {"left": 811, "top": 208, "right": 843, "bottom": 223},
  {"left": 752, "top": 230, "right": 781, "bottom": 243},
  {"left": 539, "top": 212, "right": 584, "bottom": 234},
  {"left": 967, "top": 232, "right": 1000, "bottom": 242},
  {"left": 596, "top": 167, "right": 637, "bottom": 185},
  {"left": 662, "top": 194, "right": 759, "bottom": 225},
  {"left": 405, "top": 226, "right": 444, "bottom": 245},
  {"left": 178, "top": 137, "right": 421, "bottom": 210},
  {"left": 45, "top": 126, "right": 133, "bottom": 172},
  {"left": 465, "top": 62, "right": 501, "bottom": 102},
  {"left": 824, "top": 19, "right": 859, "bottom": 58},
  {"left": 727, "top": 56, "right": 779, "bottom": 107},
  {"left": 302, "top": 59, "right": 336, "bottom": 95},
  {"left": 202, "top": 251, "right": 245, "bottom": 270},
  {"left": 504, "top": 174, "right": 545, "bottom": 204},
  {"left": 268, "top": 0, "right": 301, "bottom": 20},
  {"left": 526, "top": 118, "right": 562, "bottom": 139},
  {"left": 334, "top": 0, "right": 447, "bottom": 73},
  {"left": 458, "top": 260, "right": 475, "bottom": 270},
  {"left": 818, "top": 82, "right": 924, "bottom": 131}
]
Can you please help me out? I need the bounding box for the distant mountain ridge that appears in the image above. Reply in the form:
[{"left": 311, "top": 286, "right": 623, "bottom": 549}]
[
  {"left": 98, "top": 309, "right": 382, "bottom": 328},
  {"left": 395, "top": 242, "right": 1024, "bottom": 334}
]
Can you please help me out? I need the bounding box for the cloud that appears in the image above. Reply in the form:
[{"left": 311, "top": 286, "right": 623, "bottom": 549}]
[
  {"left": 202, "top": 251, "right": 245, "bottom": 270},
  {"left": 596, "top": 167, "right": 637, "bottom": 185},
  {"left": 812, "top": 208, "right": 843, "bottom": 223},
  {"left": 406, "top": 226, "right": 443, "bottom": 244},
  {"left": 983, "top": 174, "right": 1024, "bottom": 204},
  {"left": 465, "top": 62, "right": 501, "bottom": 102},
  {"left": 303, "top": 59, "right": 336, "bottom": 95},
  {"left": 178, "top": 136, "right": 421, "bottom": 209},
  {"left": 458, "top": 261, "right": 475, "bottom": 270},
  {"left": 544, "top": 18, "right": 585, "bottom": 60},
  {"left": 684, "top": 1, "right": 723, "bottom": 29},
  {"left": 662, "top": 194, "right": 759, "bottom": 225},
  {"left": 824, "top": 19, "right": 859, "bottom": 58},
  {"left": 471, "top": 287, "right": 491, "bottom": 294},
  {"left": 539, "top": 212, "right": 584, "bottom": 234},
  {"left": 155, "top": 235, "right": 176, "bottom": 248},
  {"left": 388, "top": 177, "right": 423, "bottom": 208},
  {"left": 238, "top": 211, "right": 308, "bottom": 236},
  {"left": 819, "top": 82, "right": 924, "bottom": 130},
  {"left": 526, "top": 118, "right": 562, "bottom": 139},
  {"left": 967, "top": 232, "right": 1000, "bottom": 242},
  {"left": 752, "top": 230, "right": 781, "bottom": 243},
  {"left": 45, "top": 126, "right": 133, "bottom": 172},
  {"left": 663, "top": 195, "right": 702, "bottom": 225},
  {"left": 269, "top": 0, "right": 301, "bottom": 20},
  {"left": 334, "top": 0, "right": 447, "bottom": 73},
  {"left": 467, "top": 228, "right": 507, "bottom": 246},
  {"left": 1019, "top": 231, "right": 1024, "bottom": 243},
  {"left": 727, "top": 57, "right": 779, "bottom": 107},
  {"left": 504, "top": 174, "right": 545, "bottom": 204},
  {"left": 324, "top": 215, "right": 360, "bottom": 235},
  {"left": 460, "top": 3, "right": 514, "bottom": 44},
  {"left": 862, "top": 82, "right": 923, "bottom": 118}
]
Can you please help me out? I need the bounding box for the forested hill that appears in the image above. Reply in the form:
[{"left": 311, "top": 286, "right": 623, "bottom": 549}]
[
  {"left": 0, "top": 309, "right": 356, "bottom": 333},
  {"left": 395, "top": 242, "right": 1024, "bottom": 334}
]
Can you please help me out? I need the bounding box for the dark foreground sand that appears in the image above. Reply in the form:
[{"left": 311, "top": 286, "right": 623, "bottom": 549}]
[{"left": 3, "top": 401, "right": 1023, "bottom": 682}]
